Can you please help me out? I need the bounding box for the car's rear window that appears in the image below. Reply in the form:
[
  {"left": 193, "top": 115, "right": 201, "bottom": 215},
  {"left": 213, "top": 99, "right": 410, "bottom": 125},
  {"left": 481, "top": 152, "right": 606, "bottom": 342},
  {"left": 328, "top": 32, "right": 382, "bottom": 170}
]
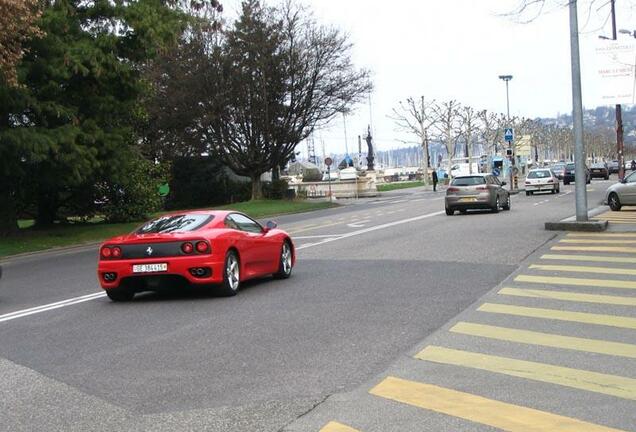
[
  {"left": 591, "top": 163, "right": 606, "bottom": 168},
  {"left": 135, "top": 214, "right": 214, "bottom": 234},
  {"left": 452, "top": 176, "right": 486, "bottom": 186},
  {"left": 566, "top": 163, "right": 575, "bottom": 169},
  {"left": 527, "top": 170, "right": 551, "bottom": 179}
]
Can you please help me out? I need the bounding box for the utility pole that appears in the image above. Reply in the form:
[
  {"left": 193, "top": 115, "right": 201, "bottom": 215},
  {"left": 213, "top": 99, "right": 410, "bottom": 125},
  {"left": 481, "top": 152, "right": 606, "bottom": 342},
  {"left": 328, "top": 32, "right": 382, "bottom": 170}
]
[
  {"left": 499, "top": 75, "right": 514, "bottom": 189},
  {"left": 569, "top": 0, "right": 588, "bottom": 221},
  {"left": 610, "top": 0, "right": 626, "bottom": 181}
]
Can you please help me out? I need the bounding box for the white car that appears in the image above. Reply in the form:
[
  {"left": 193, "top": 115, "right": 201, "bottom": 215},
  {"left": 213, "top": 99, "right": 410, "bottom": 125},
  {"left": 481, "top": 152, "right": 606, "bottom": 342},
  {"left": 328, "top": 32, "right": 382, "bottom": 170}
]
[{"left": 524, "top": 168, "right": 560, "bottom": 195}]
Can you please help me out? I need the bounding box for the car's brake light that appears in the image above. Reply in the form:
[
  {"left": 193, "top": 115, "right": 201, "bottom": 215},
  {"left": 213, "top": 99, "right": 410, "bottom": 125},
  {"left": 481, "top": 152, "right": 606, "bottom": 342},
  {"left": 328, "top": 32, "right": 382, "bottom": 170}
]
[
  {"left": 181, "top": 242, "right": 194, "bottom": 254},
  {"left": 476, "top": 186, "right": 488, "bottom": 191},
  {"left": 111, "top": 246, "right": 122, "bottom": 258},
  {"left": 447, "top": 187, "right": 460, "bottom": 193},
  {"left": 196, "top": 241, "right": 210, "bottom": 253},
  {"left": 101, "top": 247, "right": 112, "bottom": 259},
  {"left": 547, "top": 179, "right": 553, "bottom": 183},
  {"left": 525, "top": 181, "right": 531, "bottom": 185}
]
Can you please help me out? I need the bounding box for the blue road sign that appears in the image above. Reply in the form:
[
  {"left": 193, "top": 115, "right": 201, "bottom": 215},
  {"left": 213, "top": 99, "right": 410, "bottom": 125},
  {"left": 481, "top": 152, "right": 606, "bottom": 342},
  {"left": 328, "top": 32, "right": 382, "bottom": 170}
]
[
  {"left": 504, "top": 128, "right": 514, "bottom": 142},
  {"left": 493, "top": 167, "right": 501, "bottom": 177}
]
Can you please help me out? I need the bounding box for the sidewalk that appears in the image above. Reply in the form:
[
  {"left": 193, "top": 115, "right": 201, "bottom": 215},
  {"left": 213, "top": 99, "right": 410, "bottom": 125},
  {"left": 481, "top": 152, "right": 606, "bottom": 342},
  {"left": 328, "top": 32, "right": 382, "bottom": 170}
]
[{"left": 284, "top": 220, "right": 636, "bottom": 432}]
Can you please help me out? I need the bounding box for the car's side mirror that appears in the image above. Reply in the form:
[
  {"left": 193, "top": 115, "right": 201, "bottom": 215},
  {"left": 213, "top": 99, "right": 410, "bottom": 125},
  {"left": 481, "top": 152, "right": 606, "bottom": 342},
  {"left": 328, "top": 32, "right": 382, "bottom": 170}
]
[{"left": 264, "top": 221, "right": 277, "bottom": 232}]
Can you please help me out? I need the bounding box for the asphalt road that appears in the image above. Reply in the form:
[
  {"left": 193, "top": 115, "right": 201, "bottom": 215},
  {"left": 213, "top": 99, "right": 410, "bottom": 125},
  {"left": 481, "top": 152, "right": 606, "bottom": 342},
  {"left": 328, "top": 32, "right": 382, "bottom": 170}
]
[{"left": 0, "top": 179, "right": 614, "bottom": 431}]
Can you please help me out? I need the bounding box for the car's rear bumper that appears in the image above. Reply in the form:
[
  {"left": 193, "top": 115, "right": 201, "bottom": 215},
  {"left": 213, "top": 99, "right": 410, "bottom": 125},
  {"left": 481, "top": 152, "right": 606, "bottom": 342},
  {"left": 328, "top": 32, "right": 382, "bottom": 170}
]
[
  {"left": 590, "top": 171, "right": 608, "bottom": 178},
  {"left": 97, "top": 255, "right": 226, "bottom": 290},
  {"left": 446, "top": 195, "right": 494, "bottom": 209},
  {"left": 525, "top": 184, "right": 558, "bottom": 192}
]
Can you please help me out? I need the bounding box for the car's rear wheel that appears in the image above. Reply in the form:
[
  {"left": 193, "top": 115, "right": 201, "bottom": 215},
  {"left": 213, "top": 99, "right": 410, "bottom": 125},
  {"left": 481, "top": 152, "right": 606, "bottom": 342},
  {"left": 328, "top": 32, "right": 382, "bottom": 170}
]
[
  {"left": 492, "top": 196, "right": 500, "bottom": 213},
  {"left": 274, "top": 240, "right": 293, "bottom": 279},
  {"left": 525, "top": 191, "right": 530, "bottom": 196},
  {"left": 220, "top": 250, "right": 240, "bottom": 296},
  {"left": 445, "top": 207, "right": 454, "bottom": 216},
  {"left": 608, "top": 193, "right": 622, "bottom": 211},
  {"left": 564, "top": 180, "right": 570, "bottom": 185},
  {"left": 106, "top": 287, "right": 134, "bottom": 302},
  {"left": 502, "top": 195, "right": 511, "bottom": 211}
]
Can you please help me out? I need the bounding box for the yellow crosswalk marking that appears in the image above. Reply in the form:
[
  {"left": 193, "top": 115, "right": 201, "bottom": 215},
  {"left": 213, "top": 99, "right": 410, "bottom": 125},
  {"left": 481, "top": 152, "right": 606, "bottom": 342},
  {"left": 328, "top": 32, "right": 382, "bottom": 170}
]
[
  {"left": 552, "top": 245, "right": 636, "bottom": 253},
  {"left": 530, "top": 263, "right": 636, "bottom": 276},
  {"left": 515, "top": 274, "right": 636, "bottom": 290},
  {"left": 595, "top": 220, "right": 636, "bottom": 224},
  {"left": 593, "top": 216, "right": 636, "bottom": 221},
  {"left": 541, "top": 254, "right": 636, "bottom": 264},
  {"left": 450, "top": 322, "right": 636, "bottom": 358},
  {"left": 560, "top": 239, "right": 636, "bottom": 244},
  {"left": 567, "top": 232, "right": 636, "bottom": 238},
  {"left": 416, "top": 345, "right": 636, "bottom": 401},
  {"left": 320, "top": 421, "right": 360, "bottom": 432},
  {"left": 499, "top": 287, "right": 636, "bottom": 306},
  {"left": 478, "top": 302, "right": 636, "bottom": 330},
  {"left": 369, "top": 376, "right": 625, "bottom": 432}
]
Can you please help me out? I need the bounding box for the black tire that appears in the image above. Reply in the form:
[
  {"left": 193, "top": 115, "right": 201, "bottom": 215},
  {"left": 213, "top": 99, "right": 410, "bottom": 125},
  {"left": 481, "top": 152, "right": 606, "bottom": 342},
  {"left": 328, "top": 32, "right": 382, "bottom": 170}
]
[
  {"left": 525, "top": 191, "right": 530, "bottom": 196},
  {"left": 608, "top": 193, "right": 622, "bottom": 211},
  {"left": 605, "top": 175, "right": 609, "bottom": 180},
  {"left": 564, "top": 180, "right": 570, "bottom": 185},
  {"left": 502, "top": 195, "right": 511, "bottom": 211},
  {"left": 220, "top": 250, "right": 240, "bottom": 296},
  {"left": 273, "top": 240, "right": 293, "bottom": 279},
  {"left": 106, "top": 287, "right": 134, "bottom": 302},
  {"left": 445, "top": 207, "right": 454, "bottom": 216},
  {"left": 492, "top": 196, "right": 500, "bottom": 213}
]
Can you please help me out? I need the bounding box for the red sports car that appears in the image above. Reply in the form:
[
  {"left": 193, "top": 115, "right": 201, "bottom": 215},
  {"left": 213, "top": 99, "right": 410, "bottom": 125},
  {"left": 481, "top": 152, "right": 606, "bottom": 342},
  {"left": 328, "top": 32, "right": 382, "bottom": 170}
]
[{"left": 97, "top": 210, "right": 295, "bottom": 301}]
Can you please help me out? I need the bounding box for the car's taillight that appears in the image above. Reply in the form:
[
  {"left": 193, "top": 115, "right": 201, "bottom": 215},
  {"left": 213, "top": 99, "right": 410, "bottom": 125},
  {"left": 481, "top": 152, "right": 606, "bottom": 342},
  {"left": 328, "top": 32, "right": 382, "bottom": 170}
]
[
  {"left": 101, "top": 247, "right": 112, "bottom": 259},
  {"left": 476, "top": 186, "right": 488, "bottom": 191},
  {"left": 111, "top": 246, "right": 122, "bottom": 258},
  {"left": 196, "top": 241, "right": 209, "bottom": 253},
  {"left": 181, "top": 242, "right": 194, "bottom": 254},
  {"left": 448, "top": 187, "right": 460, "bottom": 193},
  {"left": 525, "top": 181, "right": 531, "bottom": 185},
  {"left": 547, "top": 179, "right": 553, "bottom": 183}
]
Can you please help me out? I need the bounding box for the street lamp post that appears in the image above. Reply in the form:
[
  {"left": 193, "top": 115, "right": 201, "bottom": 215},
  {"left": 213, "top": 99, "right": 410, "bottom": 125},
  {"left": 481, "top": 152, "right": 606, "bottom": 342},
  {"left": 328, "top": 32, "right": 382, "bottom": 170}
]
[{"left": 499, "top": 75, "right": 514, "bottom": 189}]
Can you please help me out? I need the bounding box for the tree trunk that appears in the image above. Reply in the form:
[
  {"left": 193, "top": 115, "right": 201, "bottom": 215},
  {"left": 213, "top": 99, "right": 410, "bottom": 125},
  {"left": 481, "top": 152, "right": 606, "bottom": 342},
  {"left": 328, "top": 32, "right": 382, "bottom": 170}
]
[
  {"left": 0, "top": 182, "right": 19, "bottom": 237},
  {"left": 251, "top": 175, "right": 263, "bottom": 200},
  {"left": 421, "top": 138, "right": 429, "bottom": 186},
  {"left": 35, "top": 189, "right": 58, "bottom": 227}
]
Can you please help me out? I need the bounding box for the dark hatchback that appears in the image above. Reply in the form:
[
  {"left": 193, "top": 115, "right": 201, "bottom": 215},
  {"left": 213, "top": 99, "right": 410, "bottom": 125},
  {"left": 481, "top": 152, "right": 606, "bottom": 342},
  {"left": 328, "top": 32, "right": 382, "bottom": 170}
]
[
  {"left": 590, "top": 162, "right": 609, "bottom": 180},
  {"left": 563, "top": 162, "right": 591, "bottom": 185}
]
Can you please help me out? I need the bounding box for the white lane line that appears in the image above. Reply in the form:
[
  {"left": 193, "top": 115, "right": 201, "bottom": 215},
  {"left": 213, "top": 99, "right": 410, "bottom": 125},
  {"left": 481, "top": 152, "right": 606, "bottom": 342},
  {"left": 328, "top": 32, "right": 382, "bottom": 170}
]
[
  {"left": 293, "top": 234, "right": 344, "bottom": 239},
  {"left": 2, "top": 210, "right": 445, "bottom": 324},
  {"left": 0, "top": 292, "right": 107, "bottom": 323},
  {"left": 297, "top": 210, "right": 445, "bottom": 251},
  {"left": 389, "top": 199, "right": 409, "bottom": 204}
]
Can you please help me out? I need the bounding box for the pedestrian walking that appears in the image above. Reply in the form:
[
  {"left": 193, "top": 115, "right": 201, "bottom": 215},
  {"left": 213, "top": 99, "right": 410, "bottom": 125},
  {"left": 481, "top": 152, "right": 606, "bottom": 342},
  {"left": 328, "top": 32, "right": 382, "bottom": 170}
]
[{"left": 432, "top": 169, "right": 438, "bottom": 192}]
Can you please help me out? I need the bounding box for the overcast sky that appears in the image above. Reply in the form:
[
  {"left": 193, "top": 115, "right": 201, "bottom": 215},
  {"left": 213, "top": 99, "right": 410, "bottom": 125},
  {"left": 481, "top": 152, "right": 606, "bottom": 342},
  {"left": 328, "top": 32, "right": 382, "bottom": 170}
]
[{"left": 225, "top": 0, "right": 636, "bottom": 155}]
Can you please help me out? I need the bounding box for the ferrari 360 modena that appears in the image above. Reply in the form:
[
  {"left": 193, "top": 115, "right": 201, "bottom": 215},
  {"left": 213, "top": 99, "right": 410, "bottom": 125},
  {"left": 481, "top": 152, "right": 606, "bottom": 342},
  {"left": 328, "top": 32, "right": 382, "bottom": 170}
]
[{"left": 97, "top": 210, "right": 295, "bottom": 301}]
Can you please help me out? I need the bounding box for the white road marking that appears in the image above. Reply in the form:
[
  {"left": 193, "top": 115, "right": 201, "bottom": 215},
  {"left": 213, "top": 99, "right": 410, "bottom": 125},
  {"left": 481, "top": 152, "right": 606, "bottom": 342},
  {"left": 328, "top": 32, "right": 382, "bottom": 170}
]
[
  {"left": 2, "top": 210, "right": 445, "bottom": 324},
  {"left": 0, "top": 292, "right": 106, "bottom": 324},
  {"left": 292, "top": 235, "right": 344, "bottom": 239}
]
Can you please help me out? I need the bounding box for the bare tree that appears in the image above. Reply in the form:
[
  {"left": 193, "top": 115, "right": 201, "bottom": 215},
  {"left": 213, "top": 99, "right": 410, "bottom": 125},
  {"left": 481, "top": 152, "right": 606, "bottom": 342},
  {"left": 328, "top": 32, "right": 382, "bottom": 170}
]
[
  {"left": 432, "top": 100, "right": 462, "bottom": 176},
  {"left": 390, "top": 96, "right": 437, "bottom": 184},
  {"left": 458, "top": 106, "right": 481, "bottom": 173}
]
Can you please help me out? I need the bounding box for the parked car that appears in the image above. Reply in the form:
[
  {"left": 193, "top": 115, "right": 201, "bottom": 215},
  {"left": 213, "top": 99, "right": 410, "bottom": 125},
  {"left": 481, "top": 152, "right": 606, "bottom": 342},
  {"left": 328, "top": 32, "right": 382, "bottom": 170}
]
[
  {"left": 562, "top": 162, "right": 591, "bottom": 185},
  {"left": 445, "top": 173, "right": 510, "bottom": 215},
  {"left": 525, "top": 168, "right": 560, "bottom": 195},
  {"left": 605, "top": 171, "right": 636, "bottom": 211},
  {"left": 608, "top": 160, "right": 620, "bottom": 174},
  {"left": 590, "top": 162, "right": 610, "bottom": 180},
  {"left": 551, "top": 162, "right": 566, "bottom": 180},
  {"left": 97, "top": 211, "right": 295, "bottom": 301}
]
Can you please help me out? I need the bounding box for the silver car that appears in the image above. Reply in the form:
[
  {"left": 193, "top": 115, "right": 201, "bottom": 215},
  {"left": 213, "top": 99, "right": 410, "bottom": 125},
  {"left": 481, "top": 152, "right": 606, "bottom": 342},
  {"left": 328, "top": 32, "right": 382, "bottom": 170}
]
[
  {"left": 445, "top": 173, "right": 510, "bottom": 215},
  {"left": 525, "top": 168, "right": 560, "bottom": 195},
  {"left": 605, "top": 171, "right": 636, "bottom": 211}
]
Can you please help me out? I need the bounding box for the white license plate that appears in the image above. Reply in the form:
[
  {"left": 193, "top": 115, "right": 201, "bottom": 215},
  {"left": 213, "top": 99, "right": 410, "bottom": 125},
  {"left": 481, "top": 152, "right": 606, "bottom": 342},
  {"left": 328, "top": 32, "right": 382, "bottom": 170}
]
[
  {"left": 133, "top": 263, "right": 168, "bottom": 273},
  {"left": 459, "top": 197, "right": 477, "bottom": 202}
]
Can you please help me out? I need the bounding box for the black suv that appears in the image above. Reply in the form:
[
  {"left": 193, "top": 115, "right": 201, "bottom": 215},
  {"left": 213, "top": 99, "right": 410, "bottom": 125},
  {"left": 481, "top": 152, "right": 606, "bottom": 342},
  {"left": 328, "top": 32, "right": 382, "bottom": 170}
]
[{"left": 563, "top": 162, "right": 591, "bottom": 185}]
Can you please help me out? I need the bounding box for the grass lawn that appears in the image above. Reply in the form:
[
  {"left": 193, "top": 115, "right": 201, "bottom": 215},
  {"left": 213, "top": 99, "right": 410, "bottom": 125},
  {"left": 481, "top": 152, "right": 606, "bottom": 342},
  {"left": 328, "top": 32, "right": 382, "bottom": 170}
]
[
  {"left": 377, "top": 181, "right": 426, "bottom": 192},
  {"left": 0, "top": 199, "right": 336, "bottom": 259}
]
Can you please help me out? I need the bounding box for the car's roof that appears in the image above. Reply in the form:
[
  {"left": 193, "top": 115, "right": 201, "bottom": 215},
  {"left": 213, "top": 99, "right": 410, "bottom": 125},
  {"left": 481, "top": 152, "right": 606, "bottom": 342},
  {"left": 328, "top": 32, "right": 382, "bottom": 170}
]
[
  {"left": 453, "top": 173, "right": 489, "bottom": 178},
  {"left": 158, "top": 210, "right": 241, "bottom": 219}
]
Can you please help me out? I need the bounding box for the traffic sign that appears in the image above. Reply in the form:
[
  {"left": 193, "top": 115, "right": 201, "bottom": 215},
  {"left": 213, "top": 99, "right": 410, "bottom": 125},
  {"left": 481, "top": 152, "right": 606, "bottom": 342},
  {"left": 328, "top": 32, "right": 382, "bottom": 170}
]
[
  {"left": 504, "top": 128, "right": 514, "bottom": 142},
  {"left": 492, "top": 168, "right": 500, "bottom": 177},
  {"left": 324, "top": 157, "right": 333, "bottom": 167}
]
